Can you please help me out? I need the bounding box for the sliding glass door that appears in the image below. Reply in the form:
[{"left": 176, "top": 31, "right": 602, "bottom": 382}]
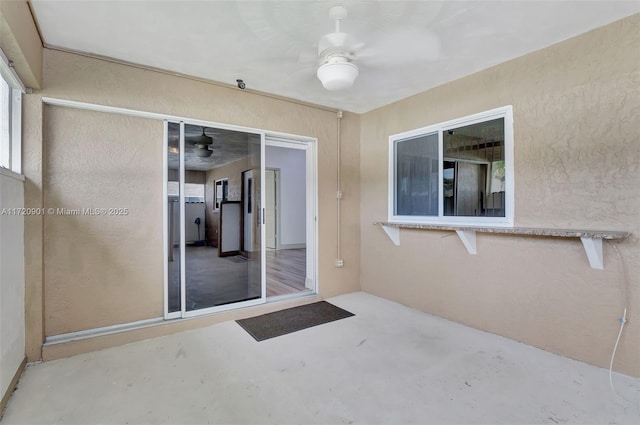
[{"left": 164, "top": 121, "right": 265, "bottom": 318}]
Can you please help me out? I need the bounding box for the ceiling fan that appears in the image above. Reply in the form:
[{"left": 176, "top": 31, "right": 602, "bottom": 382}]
[
  {"left": 189, "top": 128, "right": 214, "bottom": 158},
  {"left": 312, "top": 5, "right": 441, "bottom": 91},
  {"left": 315, "top": 5, "right": 361, "bottom": 91}
]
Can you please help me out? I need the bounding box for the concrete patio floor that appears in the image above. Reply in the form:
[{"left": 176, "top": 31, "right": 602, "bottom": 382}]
[{"left": 2, "top": 292, "right": 639, "bottom": 424}]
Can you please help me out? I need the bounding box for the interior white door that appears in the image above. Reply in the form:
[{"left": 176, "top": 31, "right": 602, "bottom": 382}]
[
  {"left": 265, "top": 169, "right": 277, "bottom": 249},
  {"left": 219, "top": 202, "right": 241, "bottom": 254}
]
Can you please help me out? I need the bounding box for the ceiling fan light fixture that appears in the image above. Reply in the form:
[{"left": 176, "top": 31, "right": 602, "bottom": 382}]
[{"left": 317, "top": 58, "right": 359, "bottom": 91}]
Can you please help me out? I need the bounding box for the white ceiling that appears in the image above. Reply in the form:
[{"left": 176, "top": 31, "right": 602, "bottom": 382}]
[{"left": 30, "top": 1, "right": 639, "bottom": 114}]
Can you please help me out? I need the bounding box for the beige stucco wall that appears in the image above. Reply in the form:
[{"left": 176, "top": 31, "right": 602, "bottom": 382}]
[
  {"left": 0, "top": 0, "right": 42, "bottom": 89},
  {"left": 23, "top": 48, "right": 361, "bottom": 359},
  {"left": 0, "top": 0, "right": 44, "bottom": 363},
  {"left": 360, "top": 15, "right": 639, "bottom": 376},
  {"left": 22, "top": 94, "right": 43, "bottom": 361},
  {"left": 43, "top": 106, "right": 164, "bottom": 335},
  {"left": 0, "top": 171, "right": 26, "bottom": 410}
]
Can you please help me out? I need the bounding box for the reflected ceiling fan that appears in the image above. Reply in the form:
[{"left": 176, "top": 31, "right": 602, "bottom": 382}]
[
  {"left": 189, "top": 128, "right": 213, "bottom": 158},
  {"left": 311, "top": 5, "right": 441, "bottom": 91}
]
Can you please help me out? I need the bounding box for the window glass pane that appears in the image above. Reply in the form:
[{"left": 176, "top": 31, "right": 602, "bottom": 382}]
[
  {"left": 184, "top": 125, "right": 262, "bottom": 311},
  {"left": 214, "top": 179, "right": 228, "bottom": 210},
  {"left": 442, "top": 118, "right": 505, "bottom": 217},
  {"left": 395, "top": 133, "right": 438, "bottom": 216},
  {"left": 167, "top": 122, "right": 181, "bottom": 313},
  {"left": 184, "top": 183, "right": 205, "bottom": 202},
  {"left": 0, "top": 77, "right": 9, "bottom": 168}
]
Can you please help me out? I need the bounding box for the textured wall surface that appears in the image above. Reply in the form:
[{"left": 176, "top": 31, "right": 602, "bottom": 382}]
[
  {"left": 1, "top": 0, "right": 42, "bottom": 363},
  {"left": 23, "top": 48, "right": 360, "bottom": 357},
  {"left": 0, "top": 172, "right": 26, "bottom": 402},
  {"left": 0, "top": 0, "right": 42, "bottom": 88},
  {"left": 22, "top": 96, "right": 43, "bottom": 361},
  {"left": 43, "top": 106, "right": 164, "bottom": 335},
  {"left": 360, "top": 15, "right": 639, "bottom": 376}
]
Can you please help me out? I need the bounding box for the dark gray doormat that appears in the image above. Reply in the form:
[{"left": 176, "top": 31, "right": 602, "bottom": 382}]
[{"left": 236, "top": 301, "right": 354, "bottom": 341}]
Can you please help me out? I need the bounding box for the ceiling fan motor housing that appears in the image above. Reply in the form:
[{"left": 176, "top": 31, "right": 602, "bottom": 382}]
[
  {"left": 191, "top": 128, "right": 213, "bottom": 145},
  {"left": 318, "top": 32, "right": 356, "bottom": 57}
]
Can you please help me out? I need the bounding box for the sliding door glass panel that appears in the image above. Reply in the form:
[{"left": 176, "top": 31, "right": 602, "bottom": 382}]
[
  {"left": 183, "top": 125, "right": 263, "bottom": 311},
  {"left": 167, "top": 122, "right": 181, "bottom": 313},
  {"left": 247, "top": 135, "right": 262, "bottom": 300}
]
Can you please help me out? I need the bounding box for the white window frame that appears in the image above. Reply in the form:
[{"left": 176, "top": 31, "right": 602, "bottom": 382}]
[
  {"left": 213, "top": 177, "right": 228, "bottom": 211},
  {"left": 0, "top": 48, "right": 25, "bottom": 174},
  {"left": 388, "top": 105, "right": 514, "bottom": 227}
]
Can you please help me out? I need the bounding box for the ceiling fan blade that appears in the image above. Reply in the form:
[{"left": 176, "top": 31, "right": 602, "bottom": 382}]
[
  {"left": 285, "top": 65, "right": 326, "bottom": 91},
  {"left": 288, "top": 63, "right": 318, "bottom": 80},
  {"left": 358, "top": 28, "right": 441, "bottom": 68},
  {"left": 298, "top": 47, "right": 318, "bottom": 64}
]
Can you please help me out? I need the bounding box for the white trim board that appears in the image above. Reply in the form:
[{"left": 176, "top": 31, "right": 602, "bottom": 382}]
[
  {"left": 0, "top": 167, "right": 25, "bottom": 181},
  {"left": 44, "top": 317, "right": 165, "bottom": 345},
  {"left": 0, "top": 48, "right": 28, "bottom": 93},
  {"left": 41, "top": 97, "right": 318, "bottom": 143}
]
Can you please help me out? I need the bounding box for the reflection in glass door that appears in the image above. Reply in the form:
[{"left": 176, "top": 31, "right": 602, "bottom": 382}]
[
  {"left": 164, "top": 121, "right": 265, "bottom": 317},
  {"left": 165, "top": 122, "right": 182, "bottom": 316}
]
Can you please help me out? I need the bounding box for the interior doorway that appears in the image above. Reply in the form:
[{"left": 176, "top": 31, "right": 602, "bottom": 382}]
[{"left": 264, "top": 139, "right": 316, "bottom": 299}]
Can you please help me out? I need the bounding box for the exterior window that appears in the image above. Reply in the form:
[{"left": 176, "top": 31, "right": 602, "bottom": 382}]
[
  {"left": 389, "top": 106, "right": 513, "bottom": 226},
  {"left": 0, "top": 76, "right": 11, "bottom": 169},
  {"left": 0, "top": 50, "right": 23, "bottom": 174},
  {"left": 167, "top": 182, "right": 205, "bottom": 203}
]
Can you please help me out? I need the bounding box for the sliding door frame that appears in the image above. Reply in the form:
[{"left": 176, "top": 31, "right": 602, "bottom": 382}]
[
  {"left": 165, "top": 120, "right": 269, "bottom": 319},
  {"left": 40, "top": 96, "right": 315, "bottom": 322}
]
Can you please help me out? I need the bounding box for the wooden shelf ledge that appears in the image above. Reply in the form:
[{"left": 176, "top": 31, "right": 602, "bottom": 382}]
[{"left": 374, "top": 222, "right": 630, "bottom": 270}]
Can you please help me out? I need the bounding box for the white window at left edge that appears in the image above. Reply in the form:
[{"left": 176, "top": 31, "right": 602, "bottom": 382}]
[
  {"left": 0, "top": 49, "right": 25, "bottom": 174},
  {"left": 0, "top": 76, "right": 10, "bottom": 169}
]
